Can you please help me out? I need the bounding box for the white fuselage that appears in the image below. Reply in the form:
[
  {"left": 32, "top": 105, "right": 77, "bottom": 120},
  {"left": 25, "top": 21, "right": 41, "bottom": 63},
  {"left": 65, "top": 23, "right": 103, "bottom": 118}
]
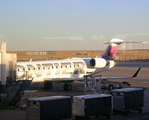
[{"left": 16, "top": 58, "right": 115, "bottom": 83}]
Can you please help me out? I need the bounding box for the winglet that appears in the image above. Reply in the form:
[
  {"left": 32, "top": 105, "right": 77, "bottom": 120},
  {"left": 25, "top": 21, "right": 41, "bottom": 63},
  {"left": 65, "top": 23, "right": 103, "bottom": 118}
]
[{"left": 132, "top": 67, "right": 141, "bottom": 78}]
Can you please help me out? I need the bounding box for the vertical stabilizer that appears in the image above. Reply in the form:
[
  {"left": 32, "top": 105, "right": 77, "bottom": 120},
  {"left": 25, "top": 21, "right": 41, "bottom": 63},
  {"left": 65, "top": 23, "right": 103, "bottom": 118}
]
[{"left": 101, "top": 38, "right": 124, "bottom": 60}]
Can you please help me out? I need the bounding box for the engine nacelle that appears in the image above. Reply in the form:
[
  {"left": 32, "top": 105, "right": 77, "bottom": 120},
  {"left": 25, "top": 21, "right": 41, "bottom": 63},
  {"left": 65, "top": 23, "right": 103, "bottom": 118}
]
[{"left": 90, "top": 58, "right": 107, "bottom": 68}]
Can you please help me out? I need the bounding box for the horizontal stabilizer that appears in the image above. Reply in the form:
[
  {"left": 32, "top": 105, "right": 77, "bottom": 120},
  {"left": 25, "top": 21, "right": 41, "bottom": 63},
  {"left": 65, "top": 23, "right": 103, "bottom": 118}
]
[{"left": 104, "top": 38, "right": 146, "bottom": 44}]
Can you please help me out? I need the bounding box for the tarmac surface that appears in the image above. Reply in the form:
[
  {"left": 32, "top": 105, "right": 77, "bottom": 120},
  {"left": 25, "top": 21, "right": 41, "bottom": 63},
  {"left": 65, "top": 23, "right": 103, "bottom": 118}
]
[{"left": 0, "top": 61, "right": 149, "bottom": 120}]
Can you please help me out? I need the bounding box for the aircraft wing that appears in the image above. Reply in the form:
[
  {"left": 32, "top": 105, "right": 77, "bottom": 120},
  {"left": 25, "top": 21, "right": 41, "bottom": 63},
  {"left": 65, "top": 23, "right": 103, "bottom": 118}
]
[
  {"left": 97, "top": 67, "right": 141, "bottom": 80},
  {"left": 44, "top": 67, "right": 141, "bottom": 82}
]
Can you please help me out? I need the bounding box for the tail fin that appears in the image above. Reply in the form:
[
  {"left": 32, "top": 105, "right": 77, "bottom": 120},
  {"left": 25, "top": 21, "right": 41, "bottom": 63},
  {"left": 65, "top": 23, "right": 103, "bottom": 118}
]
[{"left": 101, "top": 38, "right": 124, "bottom": 60}]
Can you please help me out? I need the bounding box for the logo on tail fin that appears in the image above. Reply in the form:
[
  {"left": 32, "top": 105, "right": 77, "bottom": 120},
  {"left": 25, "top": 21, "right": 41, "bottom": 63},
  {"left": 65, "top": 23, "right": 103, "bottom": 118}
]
[{"left": 101, "top": 38, "right": 123, "bottom": 60}]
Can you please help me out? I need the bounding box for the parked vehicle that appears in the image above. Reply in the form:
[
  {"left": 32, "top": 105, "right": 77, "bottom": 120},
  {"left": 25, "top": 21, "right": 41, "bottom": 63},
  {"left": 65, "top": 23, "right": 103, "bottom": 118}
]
[{"left": 101, "top": 79, "right": 131, "bottom": 90}]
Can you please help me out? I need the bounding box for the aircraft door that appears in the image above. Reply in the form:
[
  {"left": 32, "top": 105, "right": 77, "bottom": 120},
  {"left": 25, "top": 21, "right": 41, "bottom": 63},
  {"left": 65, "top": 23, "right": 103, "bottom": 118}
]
[
  {"left": 34, "top": 64, "right": 42, "bottom": 77},
  {"left": 26, "top": 64, "right": 35, "bottom": 79},
  {"left": 54, "top": 63, "right": 60, "bottom": 75},
  {"left": 41, "top": 65, "right": 47, "bottom": 77},
  {"left": 73, "top": 62, "right": 86, "bottom": 74},
  {"left": 50, "top": 63, "right": 55, "bottom": 76},
  {"left": 16, "top": 65, "right": 27, "bottom": 80}
]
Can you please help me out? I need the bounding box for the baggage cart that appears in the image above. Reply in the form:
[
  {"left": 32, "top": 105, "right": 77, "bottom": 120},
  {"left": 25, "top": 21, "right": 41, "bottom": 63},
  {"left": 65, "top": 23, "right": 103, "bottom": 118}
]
[
  {"left": 110, "top": 88, "right": 144, "bottom": 115},
  {"left": 26, "top": 96, "right": 72, "bottom": 120},
  {"left": 21, "top": 90, "right": 38, "bottom": 110},
  {"left": 72, "top": 94, "right": 112, "bottom": 120}
]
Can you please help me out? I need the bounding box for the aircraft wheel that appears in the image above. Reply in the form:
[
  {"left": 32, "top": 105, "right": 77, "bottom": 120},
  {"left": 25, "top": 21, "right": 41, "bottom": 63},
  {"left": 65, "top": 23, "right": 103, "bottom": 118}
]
[
  {"left": 109, "top": 85, "right": 114, "bottom": 90},
  {"left": 44, "top": 82, "right": 53, "bottom": 90},
  {"left": 63, "top": 84, "right": 68, "bottom": 90},
  {"left": 44, "top": 82, "right": 48, "bottom": 89},
  {"left": 63, "top": 84, "right": 72, "bottom": 90},
  {"left": 48, "top": 82, "right": 53, "bottom": 90},
  {"left": 67, "top": 84, "right": 72, "bottom": 90}
]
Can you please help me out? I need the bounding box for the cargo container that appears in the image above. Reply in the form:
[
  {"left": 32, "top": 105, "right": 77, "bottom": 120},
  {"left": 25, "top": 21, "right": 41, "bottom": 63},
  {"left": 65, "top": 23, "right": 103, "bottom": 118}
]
[
  {"left": 72, "top": 94, "right": 112, "bottom": 120},
  {"left": 110, "top": 88, "right": 144, "bottom": 115},
  {"left": 26, "top": 96, "right": 72, "bottom": 120},
  {"left": 21, "top": 90, "right": 38, "bottom": 110}
]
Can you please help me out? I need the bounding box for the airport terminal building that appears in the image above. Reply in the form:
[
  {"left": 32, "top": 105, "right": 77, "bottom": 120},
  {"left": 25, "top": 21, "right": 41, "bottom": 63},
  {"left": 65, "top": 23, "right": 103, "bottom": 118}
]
[{"left": 8, "top": 50, "right": 149, "bottom": 61}]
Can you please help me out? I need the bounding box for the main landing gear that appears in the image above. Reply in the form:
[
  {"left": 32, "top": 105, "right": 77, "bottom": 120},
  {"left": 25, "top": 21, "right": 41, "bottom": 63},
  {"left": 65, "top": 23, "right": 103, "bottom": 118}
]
[
  {"left": 63, "top": 83, "right": 72, "bottom": 91},
  {"left": 44, "top": 82, "right": 53, "bottom": 90},
  {"left": 44, "top": 82, "right": 72, "bottom": 91}
]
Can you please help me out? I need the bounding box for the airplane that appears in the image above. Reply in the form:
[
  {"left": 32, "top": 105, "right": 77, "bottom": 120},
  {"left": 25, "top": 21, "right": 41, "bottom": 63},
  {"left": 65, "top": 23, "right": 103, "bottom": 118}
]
[{"left": 16, "top": 38, "right": 141, "bottom": 90}]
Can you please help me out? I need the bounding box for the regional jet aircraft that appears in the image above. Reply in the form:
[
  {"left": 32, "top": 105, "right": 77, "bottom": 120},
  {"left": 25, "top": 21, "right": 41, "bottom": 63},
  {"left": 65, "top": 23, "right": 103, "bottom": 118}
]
[{"left": 16, "top": 38, "right": 141, "bottom": 90}]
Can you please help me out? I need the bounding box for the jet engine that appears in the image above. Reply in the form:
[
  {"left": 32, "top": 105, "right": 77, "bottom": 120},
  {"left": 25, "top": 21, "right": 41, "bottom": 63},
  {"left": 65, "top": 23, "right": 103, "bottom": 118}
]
[{"left": 90, "top": 58, "right": 107, "bottom": 68}]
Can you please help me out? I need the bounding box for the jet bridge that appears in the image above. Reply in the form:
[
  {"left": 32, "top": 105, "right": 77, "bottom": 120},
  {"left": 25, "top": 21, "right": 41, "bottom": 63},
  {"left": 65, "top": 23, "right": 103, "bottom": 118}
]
[
  {"left": 0, "top": 42, "right": 16, "bottom": 86},
  {"left": 0, "top": 42, "right": 32, "bottom": 108}
]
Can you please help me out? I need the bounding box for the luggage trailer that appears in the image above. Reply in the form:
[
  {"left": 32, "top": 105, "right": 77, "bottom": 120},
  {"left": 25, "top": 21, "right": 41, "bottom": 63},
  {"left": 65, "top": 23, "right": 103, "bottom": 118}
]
[{"left": 110, "top": 88, "right": 144, "bottom": 116}]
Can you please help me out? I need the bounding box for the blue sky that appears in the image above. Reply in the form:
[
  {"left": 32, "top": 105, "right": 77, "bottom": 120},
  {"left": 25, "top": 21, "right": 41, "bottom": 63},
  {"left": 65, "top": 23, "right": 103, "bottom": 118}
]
[{"left": 0, "top": 0, "right": 149, "bottom": 51}]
